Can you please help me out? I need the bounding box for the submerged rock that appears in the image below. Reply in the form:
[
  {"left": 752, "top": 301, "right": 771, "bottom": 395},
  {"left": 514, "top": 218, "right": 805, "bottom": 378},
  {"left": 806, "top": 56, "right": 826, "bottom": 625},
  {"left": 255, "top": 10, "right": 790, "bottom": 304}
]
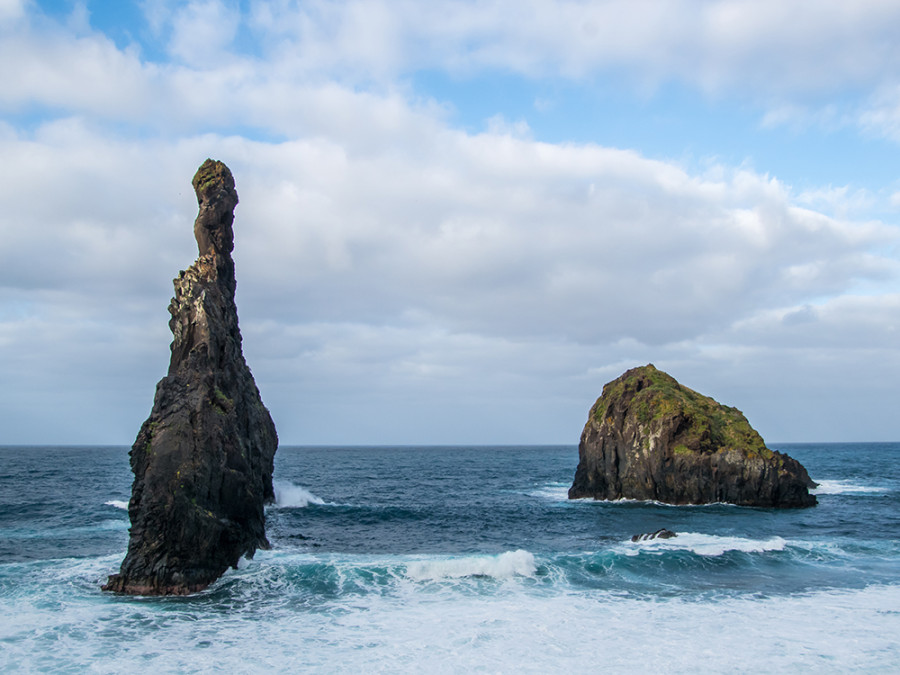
[
  {"left": 568, "top": 365, "right": 816, "bottom": 508},
  {"left": 104, "top": 159, "right": 278, "bottom": 595},
  {"left": 631, "top": 529, "right": 677, "bottom": 542}
]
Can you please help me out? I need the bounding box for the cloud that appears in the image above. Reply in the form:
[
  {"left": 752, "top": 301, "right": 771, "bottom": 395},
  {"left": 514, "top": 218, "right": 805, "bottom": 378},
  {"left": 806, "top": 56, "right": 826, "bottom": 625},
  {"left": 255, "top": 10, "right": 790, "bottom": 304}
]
[
  {"left": 5, "top": 1, "right": 900, "bottom": 138},
  {"left": 726, "top": 294, "right": 900, "bottom": 350},
  {"left": 795, "top": 185, "right": 878, "bottom": 219},
  {"left": 1, "top": 1, "right": 899, "bottom": 444},
  {"left": 1, "top": 91, "right": 896, "bottom": 442},
  {"left": 858, "top": 84, "right": 900, "bottom": 142},
  {"left": 223, "top": 127, "right": 897, "bottom": 350},
  {"left": 163, "top": 0, "right": 242, "bottom": 64},
  {"left": 0, "top": 25, "right": 151, "bottom": 118},
  {"left": 244, "top": 0, "right": 900, "bottom": 95},
  {"left": 0, "top": 0, "right": 24, "bottom": 22},
  {"left": 485, "top": 114, "right": 532, "bottom": 138},
  {"left": 0, "top": 117, "right": 200, "bottom": 296}
]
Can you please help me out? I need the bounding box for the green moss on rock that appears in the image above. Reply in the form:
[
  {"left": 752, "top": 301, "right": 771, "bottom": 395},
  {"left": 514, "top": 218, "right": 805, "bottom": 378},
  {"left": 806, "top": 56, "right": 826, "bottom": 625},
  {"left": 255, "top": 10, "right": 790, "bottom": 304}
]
[
  {"left": 191, "top": 159, "right": 234, "bottom": 197},
  {"left": 570, "top": 364, "right": 817, "bottom": 507},
  {"left": 597, "top": 364, "right": 768, "bottom": 457}
]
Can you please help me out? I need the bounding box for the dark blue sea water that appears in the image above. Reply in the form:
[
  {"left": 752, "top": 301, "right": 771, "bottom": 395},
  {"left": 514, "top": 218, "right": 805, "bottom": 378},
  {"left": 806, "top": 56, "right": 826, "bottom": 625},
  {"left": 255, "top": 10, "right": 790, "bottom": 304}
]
[{"left": 1, "top": 443, "right": 898, "bottom": 672}]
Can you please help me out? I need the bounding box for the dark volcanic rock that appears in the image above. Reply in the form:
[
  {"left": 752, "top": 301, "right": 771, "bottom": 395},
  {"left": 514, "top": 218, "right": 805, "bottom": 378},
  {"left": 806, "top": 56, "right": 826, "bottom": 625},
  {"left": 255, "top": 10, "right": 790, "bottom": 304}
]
[
  {"left": 104, "top": 159, "right": 278, "bottom": 595},
  {"left": 568, "top": 365, "right": 816, "bottom": 508},
  {"left": 631, "top": 529, "right": 677, "bottom": 542}
]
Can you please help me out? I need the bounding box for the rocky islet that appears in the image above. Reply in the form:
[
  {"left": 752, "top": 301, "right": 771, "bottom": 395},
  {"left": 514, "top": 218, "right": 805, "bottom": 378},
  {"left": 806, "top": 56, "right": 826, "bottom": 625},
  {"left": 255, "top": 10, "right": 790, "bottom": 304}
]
[
  {"left": 104, "top": 160, "right": 278, "bottom": 595},
  {"left": 569, "top": 364, "right": 817, "bottom": 507}
]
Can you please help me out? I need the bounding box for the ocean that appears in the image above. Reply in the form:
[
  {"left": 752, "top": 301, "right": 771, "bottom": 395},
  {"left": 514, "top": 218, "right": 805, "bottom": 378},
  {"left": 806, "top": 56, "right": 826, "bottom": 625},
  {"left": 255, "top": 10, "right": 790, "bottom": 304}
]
[{"left": 1, "top": 443, "right": 898, "bottom": 673}]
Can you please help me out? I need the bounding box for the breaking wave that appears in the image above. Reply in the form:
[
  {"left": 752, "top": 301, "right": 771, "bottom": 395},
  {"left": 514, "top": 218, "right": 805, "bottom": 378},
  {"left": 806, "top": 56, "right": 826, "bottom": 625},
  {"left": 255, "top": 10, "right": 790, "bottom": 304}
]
[
  {"left": 272, "top": 481, "right": 326, "bottom": 508},
  {"left": 529, "top": 482, "right": 570, "bottom": 500},
  {"left": 624, "top": 532, "right": 787, "bottom": 557},
  {"left": 405, "top": 550, "right": 537, "bottom": 581},
  {"left": 812, "top": 480, "right": 890, "bottom": 496}
]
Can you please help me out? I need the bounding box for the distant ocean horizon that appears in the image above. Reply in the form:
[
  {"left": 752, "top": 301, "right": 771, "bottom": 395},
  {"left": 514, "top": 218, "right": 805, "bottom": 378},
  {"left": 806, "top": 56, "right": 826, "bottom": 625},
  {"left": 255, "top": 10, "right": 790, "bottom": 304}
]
[{"left": 2, "top": 442, "right": 898, "bottom": 672}]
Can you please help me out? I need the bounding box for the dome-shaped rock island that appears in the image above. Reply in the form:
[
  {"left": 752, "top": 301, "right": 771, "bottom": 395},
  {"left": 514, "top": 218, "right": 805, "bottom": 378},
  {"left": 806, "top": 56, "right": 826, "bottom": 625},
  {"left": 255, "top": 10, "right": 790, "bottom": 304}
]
[{"left": 569, "top": 365, "right": 816, "bottom": 507}]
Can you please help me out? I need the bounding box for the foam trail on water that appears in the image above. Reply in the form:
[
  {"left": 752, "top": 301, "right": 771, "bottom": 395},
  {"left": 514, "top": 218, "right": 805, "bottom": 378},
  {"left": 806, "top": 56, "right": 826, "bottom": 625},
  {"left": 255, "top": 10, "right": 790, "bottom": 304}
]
[
  {"left": 812, "top": 480, "right": 889, "bottom": 495},
  {"left": 4, "top": 555, "right": 898, "bottom": 674},
  {"left": 273, "top": 481, "right": 326, "bottom": 508},
  {"left": 569, "top": 496, "right": 738, "bottom": 508},
  {"left": 529, "top": 483, "right": 570, "bottom": 501},
  {"left": 406, "top": 550, "right": 537, "bottom": 581},
  {"left": 104, "top": 500, "right": 129, "bottom": 510},
  {"left": 626, "top": 532, "right": 787, "bottom": 556}
]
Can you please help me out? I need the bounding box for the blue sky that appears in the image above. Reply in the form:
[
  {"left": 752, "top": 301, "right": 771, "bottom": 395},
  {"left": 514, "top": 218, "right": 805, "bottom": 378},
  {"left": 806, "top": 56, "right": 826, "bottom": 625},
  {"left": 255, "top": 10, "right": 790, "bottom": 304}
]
[{"left": 1, "top": 0, "right": 899, "bottom": 444}]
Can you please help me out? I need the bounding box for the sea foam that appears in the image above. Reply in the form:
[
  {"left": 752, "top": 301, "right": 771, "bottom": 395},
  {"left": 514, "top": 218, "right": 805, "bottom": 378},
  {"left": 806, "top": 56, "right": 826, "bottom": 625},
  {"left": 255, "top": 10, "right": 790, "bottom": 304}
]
[
  {"left": 3, "top": 554, "right": 899, "bottom": 674},
  {"left": 405, "top": 550, "right": 537, "bottom": 581},
  {"left": 104, "top": 500, "right": 129, "bottom": 510},
  {"left": 812, "top": 479, "right": 890, "bottom": 495},
  {"left": 529, "top": 483, "right": 571, "bottom": 501},
  {"left": 626, "top": 532, "right": 787, "bottom": 556}
]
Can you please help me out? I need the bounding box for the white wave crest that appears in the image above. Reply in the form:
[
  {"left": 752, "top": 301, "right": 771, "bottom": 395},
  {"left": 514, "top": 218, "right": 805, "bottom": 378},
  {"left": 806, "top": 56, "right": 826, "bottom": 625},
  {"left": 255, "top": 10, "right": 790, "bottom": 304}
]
[
  {"left": 627, "top": 532, "right": 787, "bottom": 557},
  {"left": 529, "top": 483, "right": 570, "bottom": 501},
  {"left": 104, "top": 500, "right": 129, "bottom": 510},
  {"left": 570, "top": 496, "right": 737, "bottom": 508},
  {"left": 273, "top": 481, "right": 326, "bottom": 508},
  {"left": 812, "top": 480, "right": 890, "bottom": 496},
  {"left": 406, "top": 550, "right": 537, "bottom": 582}
]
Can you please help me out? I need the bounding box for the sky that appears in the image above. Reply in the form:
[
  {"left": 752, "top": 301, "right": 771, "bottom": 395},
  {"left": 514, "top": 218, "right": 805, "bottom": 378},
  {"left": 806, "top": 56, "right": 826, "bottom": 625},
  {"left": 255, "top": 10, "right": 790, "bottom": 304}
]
[{"left": 1, "top": 0, "right": 899, "bottom": 445}]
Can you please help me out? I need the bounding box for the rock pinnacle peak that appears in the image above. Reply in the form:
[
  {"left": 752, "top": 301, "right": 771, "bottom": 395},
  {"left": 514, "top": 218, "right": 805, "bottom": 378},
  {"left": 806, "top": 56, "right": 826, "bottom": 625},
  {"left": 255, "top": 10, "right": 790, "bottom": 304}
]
[
  {"left": 104, "top": 160, "right": 277, "bottom": 595},
  {"left": 192, "top": 158, "right": 239, "bottom": 258}
]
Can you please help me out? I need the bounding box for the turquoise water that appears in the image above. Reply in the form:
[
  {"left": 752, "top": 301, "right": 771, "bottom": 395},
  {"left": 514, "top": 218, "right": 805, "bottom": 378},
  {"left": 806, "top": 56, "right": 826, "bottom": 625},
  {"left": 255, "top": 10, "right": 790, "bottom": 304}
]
[{"left": 1, "top": 443, "right": 898, "bottom": 672}]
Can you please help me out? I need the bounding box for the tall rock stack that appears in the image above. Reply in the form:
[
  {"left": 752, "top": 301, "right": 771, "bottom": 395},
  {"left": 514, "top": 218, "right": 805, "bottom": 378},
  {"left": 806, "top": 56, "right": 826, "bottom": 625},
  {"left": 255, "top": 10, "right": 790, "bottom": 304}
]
[
  {"left": 569, "top": 365, "right": 816, "bottom": 508},
  {"left": 104, "top": 159, "right": 278, "bottom": 595}
]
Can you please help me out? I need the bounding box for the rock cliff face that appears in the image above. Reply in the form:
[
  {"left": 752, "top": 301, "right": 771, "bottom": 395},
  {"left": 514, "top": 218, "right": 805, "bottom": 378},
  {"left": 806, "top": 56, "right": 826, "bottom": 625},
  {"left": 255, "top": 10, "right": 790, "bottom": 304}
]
[
  {"left": 568, "top": 365, "right": 816, "bottom": 507},
  {"left": 104, "top": 159, "right": 278, "bottom": 595}
]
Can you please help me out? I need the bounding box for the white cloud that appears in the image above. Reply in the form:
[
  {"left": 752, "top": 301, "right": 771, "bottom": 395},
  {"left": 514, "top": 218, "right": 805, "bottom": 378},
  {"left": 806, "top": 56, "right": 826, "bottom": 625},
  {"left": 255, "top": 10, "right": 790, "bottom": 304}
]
[
  {"left": 0, "top": 118, "right": 201, "bottom": 295},
  {"left": 167, "top": 0, "right": 241, "bottom": 64},
  {"left": 485, "top": 114, "right": 532, "bottom": 139},
  {"left": 795, "top": 185, "right": 877, "bottom": 219},
  {"left": 243, "top": 0, "right": 900, "bottom": 95},
  {"left": 727, "top": 294, "right": 900, "bottom": 350},
  {"left": 758, "top": 103, "right": 848, "bottom": 133},
  {"left": 1, "top": 0, "right": 899, "bottom": 443},
  {"left": 1, "top": 94, "right": 896, "bottom": 442},
  {"left": 240, "top": 0, "right": 900, "bottom": 143},
  {"left": 0, "top": 0, "right": 24, "bottom": 22},
  {"left": 0, "top": 20, "right": 154, "bottom": 117},
  {"left": 3, "top": 0, "right": 900, "bottom": 138},
  {"left": 859, "top": 84, "right": 900, "bottom": 142}
]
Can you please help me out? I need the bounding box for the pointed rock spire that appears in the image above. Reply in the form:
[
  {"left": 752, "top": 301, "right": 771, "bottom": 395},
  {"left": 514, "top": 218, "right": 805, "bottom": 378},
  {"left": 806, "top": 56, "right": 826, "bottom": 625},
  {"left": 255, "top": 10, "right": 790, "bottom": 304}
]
[{"left": 104, "top": 159, "right": 278, "bottom": 595}]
